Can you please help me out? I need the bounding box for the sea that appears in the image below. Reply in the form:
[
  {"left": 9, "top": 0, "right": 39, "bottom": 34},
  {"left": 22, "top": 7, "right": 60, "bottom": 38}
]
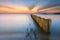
[{"left": 0, "top": 14, "right": 60, "bottom": 40}]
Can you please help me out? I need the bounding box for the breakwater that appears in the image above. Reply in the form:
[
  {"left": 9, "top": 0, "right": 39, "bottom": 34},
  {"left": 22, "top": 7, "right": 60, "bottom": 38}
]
[{"left": 31, "top": 15, "right": 51, "bottom": 33}]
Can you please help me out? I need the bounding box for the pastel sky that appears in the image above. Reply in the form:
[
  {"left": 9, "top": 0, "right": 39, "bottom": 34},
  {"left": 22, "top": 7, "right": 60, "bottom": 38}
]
[{"left": 0, "top": 0, "right": 60, "bottom": 14}]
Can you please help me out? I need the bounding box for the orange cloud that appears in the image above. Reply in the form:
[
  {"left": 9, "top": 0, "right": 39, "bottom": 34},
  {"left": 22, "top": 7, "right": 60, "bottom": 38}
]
[
  {"left": 0, "top": 5, "right": 15, "bottom": 9},
  {"left": 0, "top": 4, "right": 60, "bottom": 14},
  {"left": 0, "top": 5, "right": 29, "bottom": 13},
  {"left": 0, "top": 4, "right": 37, "bottom": 14},
  {"left": 43, "top": 9, "right": 60, "bottom": 13},
  {"left": 38, "top": 6, "right": 60, "bottom": 13}
]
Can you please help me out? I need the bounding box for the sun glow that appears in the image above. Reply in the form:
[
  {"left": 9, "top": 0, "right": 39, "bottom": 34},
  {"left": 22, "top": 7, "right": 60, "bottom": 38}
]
[{"left": 0, "top": 4, "right": 60, "bottom": 14}]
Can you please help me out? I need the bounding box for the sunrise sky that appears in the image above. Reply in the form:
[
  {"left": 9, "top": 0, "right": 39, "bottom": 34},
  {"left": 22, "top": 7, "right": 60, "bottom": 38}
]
[{"left": 0, "top": 0, "right": 60, "bottom": 14}]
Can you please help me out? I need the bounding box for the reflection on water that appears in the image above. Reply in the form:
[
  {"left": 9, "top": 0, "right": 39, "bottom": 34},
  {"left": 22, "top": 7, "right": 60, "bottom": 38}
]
[
  {"left": 0, "top": 14, "right": 37, "bottom": 32},
  {"left": 40, "top": 30, "right": 50, "bottom": 40},
  {"left": 0, "top": 14, "right": 60, "bottom": 40}
]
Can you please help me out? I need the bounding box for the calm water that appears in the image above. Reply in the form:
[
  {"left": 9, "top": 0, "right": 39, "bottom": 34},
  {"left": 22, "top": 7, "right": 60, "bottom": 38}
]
[{"left": 0, "top": 14, "right": 60, "bottom": 40}]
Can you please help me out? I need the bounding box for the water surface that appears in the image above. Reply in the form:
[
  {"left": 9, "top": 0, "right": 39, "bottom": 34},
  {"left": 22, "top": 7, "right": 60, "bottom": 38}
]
[{"left": 0, "top": 14, "right": 60, "bottom": 40}]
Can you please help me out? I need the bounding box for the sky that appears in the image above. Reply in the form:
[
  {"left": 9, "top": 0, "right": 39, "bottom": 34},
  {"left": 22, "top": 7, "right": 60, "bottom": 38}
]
[{"left": 0, "top": 0, "right": 60, "bottom": 14}]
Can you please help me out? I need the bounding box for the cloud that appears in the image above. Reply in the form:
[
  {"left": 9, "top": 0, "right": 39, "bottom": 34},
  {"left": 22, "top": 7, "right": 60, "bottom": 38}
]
[
  {"left": 0, "top": 5, "right": 31, "bottom": 13},
  {"left": 27, "top": 3, "right": 36, "bottom": 10},
  {"left": 0, "top": 0, "right": 60, "bottom": 13},
  {"left": 37, "top": 0, "right": 60, "bottom": 11},
  {"left": 0, "top": 5, "right": 15, "bottom": 9},
  {"left": 25, "top": 0, "right": 37, "bottom": 10},
  {"left": 38, "top": 6, "right": 60, "bottom": 13}
]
